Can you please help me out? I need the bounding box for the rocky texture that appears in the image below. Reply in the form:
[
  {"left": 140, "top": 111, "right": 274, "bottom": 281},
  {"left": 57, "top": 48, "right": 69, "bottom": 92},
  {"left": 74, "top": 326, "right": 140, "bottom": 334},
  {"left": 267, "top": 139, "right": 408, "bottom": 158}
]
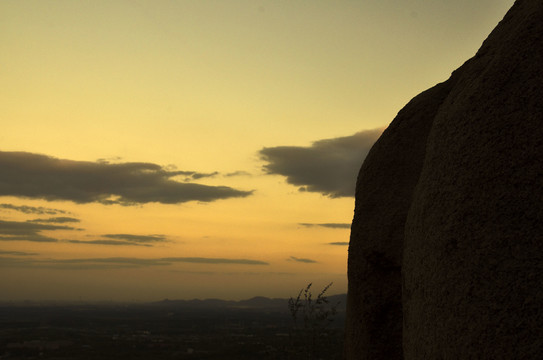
[
  {"left": 346, "top": 0, "right": 543, "bottom": 358},
  {"left": 345, "top": 80, "right": 456, "bottom": 359}
]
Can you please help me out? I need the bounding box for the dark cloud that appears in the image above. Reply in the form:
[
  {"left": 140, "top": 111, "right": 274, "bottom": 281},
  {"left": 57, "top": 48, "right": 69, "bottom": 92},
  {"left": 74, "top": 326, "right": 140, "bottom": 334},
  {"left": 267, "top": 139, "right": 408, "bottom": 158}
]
[
  {"left": 0, "top": 256, "right": 269, "bottom": 269},
  {"left": 299, "top": 223, "right": 351, "bottom": 229},
  {"left": 162, "top": 257, "right": 269, "bottom": 265},
  {"left": 224, "top": 171, "right": 252, "bottom": 177},
  {"left": 160, "top": 164, "right": 220, "bottom": 181},
  {"left": 67, "top": 240, "right": 152, "bottom": 247},
  {"left": 0, "top": 219, "right": 79, "bottom": 242},
  {"left": 0, "top": 250, "right": 38, "bottom": 256},
  {"left": 168, "top": 170, "right": 219, "bottom": 181},
  {"left": 103, "top": 234, "right": 167, "bottom": 243},
  {"left": 0, "top": 203, "right": 68, "bottom": 215},
  {"left": 260, "top": 129, "right": 382, "bottom": 198},
  {"left": 187, "top": 171, "right": 219, "bottom": 180},
  {"left": 328, "top": 242, "right": 349, "bottom": 246},
  {"left": 28, "top": 217, "right": 80, "bottom": 224},
  {"left": 96, "top": 156, "right": 122, "bottom": 164},
  {"left": 288, "top": 256, "right": 318, "bottom": 264},
  {"left": 170, "top": 270, "right": 295, "bottom": 276},
  {"left": 0, "top": 257, "right": 168, "bottom": 269},
  {"left": 0, "top": 151, "right": 253, "bottom": 205},
  {"left": 55, "top": 257, "right": 167, "bottom": 267},
  {"left": 67, "top": 233, "right": 168, "bottom": 247},
  {"left": 0, "top": 257, "right": 29, "bottom": 266}
]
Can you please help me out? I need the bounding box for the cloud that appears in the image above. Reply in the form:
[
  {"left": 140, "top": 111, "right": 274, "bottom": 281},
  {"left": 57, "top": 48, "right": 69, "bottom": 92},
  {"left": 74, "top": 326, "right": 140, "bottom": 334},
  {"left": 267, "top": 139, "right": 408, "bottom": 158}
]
[
  {"left": 159, "top": 164, "right": 220, "bottom": 181},
  {"left": 169, "top": 270, "right": 295, "bottom": 276},
  {"left": 288, "top": 256, "right": 318, "bottom": 264},
  {"left": 0, "top": 219, "right": 79, "bottom": 242},
  {"left": 28, "top": 217, "right": 80, "bottom": 224},
  {"left": 56, "top": 257, "right": 167, "bottom": 267},
  {"left": 299, "top": 223, "right": 351, "bottom": 229},
  {"left": 0, "top": 257, "right": 168, "bottom": 269},
  {"left": 328, "top": 242, "right": 349, "bottom": 246},
  {"left": 67, "top": 240, "right": 153, "bottom": 247},
  {"left": 224, "top": 171, "right": 252, "bottom": 177},
  {"left": 260, "top": 129, "right": 383, "bottom": 198},
  {"left": 67, "top": 233, "right": 169, "bottom": 247},
  {"left": 0, "top": 250, "right": 38, "bottom": 256},
  {"left": 162, "top": 257, "right": 269, "bottom": 265},
  {"left": 0, "top": 151, "right": 253, "bottom": 205},
  {"left": 187, "top": 171, "right": 219, "bottom": 180},
  {"left": 168, "top": 170, "right": 219, "bottom": 181},
  {"left": 102, "top": 234, "right": 167, "bottom": 243},
  {"left": 96, "top": 156, "right": 122, "bottom": 164},
  {"left": 0, "top": 256, "right": 269, "bottom": 269},
  {"left": 0, "top": 203, "right": 68, "bottom": 215}
]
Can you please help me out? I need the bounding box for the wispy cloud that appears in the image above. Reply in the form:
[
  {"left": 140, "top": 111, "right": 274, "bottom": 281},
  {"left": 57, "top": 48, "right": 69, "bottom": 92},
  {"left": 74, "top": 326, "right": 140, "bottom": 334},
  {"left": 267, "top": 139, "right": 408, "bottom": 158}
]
[
  {"left": 28, "top": 217, "right": 80, "bottom": 224},
  {"left": 102, "top": 234, "right": 167, "bottom": 243},
  {"left": 162, "top": 257, "right": 269, "bottom": 265},
  {"left": 169, "top": 270, "right": 295, "bottom": 276},
  {"left": 0, "top": 220, "right": 168, "bottom": 247},
  {"left": 0, "top": 203, "right": 68, "bottom": 215},
  {"left": 288, "top": 256, "right": 318, "bottom": 264},
  {"left": 67, "top": 233, "right": 169, "bottom": 247},
  {"left": 169, "top": 170, "right": 219, "bottom": 181},
  {"left": 186, "top": 171, "right": 219, "bottom": 180},
  {"left": 0, "top": 257, "right": 168, "bottom": 269},
  {"left": 0, "top": 250, "right": 38, "bottom": 256},
  {"left": 96, "top": 157, "right": 122, "bottom": 164},
  {"left": 328, "top": 242, "right": 349, "bottom": 246},
  {"left": 0, "top": 151, "right": 253, "bottom": 205},
  {"left": 260, "top": 129, "right": 382, "bottom": 198},
  {"left": 0, "top": 220, "right": 79, "bottom": 243},
  {"left": 224, "top": 171, "right": 252, "bottom": 177},
  {"left": 299, "top": 223, "right": 351, "bottom": 229},
  {"left": 67, "top": 240, "right": 153, "bottom": 247},
  {"left": 0, "top": 256, "right": 270, "bottom": 269}
]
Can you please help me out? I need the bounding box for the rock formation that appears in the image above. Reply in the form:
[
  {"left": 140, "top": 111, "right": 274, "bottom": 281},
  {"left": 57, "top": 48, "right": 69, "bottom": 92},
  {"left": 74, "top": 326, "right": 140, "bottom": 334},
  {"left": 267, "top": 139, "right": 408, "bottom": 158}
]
[{"left": 346, "top": 0, "right": 543, "bottom": 358}]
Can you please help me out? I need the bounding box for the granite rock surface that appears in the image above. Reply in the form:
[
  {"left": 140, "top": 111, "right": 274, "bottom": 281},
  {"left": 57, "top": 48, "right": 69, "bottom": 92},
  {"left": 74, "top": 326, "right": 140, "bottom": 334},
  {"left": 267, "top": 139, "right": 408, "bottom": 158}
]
[{"left": 346, "top": 0, "right": 543, "bottom": 358}]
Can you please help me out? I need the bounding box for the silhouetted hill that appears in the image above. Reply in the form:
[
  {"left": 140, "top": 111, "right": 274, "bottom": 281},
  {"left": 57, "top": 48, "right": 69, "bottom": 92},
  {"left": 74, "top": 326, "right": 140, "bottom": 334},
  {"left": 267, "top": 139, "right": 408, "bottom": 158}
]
[{"left": 149, "top": 293, "right": 347, "bottom": 312}]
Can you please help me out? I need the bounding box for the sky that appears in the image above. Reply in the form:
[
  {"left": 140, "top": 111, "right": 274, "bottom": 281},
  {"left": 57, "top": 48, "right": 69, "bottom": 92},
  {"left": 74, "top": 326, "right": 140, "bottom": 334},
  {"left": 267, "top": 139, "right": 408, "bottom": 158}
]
[{"left": 0, "top": 0, "right": 515, "bottom": 302}]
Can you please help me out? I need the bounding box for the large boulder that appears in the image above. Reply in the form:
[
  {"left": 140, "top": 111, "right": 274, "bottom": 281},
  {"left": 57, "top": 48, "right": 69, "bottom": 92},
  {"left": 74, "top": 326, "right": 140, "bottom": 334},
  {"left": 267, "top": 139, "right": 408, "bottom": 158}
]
[
  {"left": 346, "top": 0, "right": 543, "bottom": 358},
  {"left": 345, "top": 79, "right": 456, "bottom": 359}
]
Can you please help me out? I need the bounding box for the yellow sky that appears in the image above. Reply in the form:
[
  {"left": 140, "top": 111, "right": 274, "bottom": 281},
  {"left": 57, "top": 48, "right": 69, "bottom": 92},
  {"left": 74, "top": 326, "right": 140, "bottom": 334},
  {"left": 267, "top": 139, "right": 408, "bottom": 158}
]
[{"left": 0, "top": 0, "right": 514, "bottom": 301}]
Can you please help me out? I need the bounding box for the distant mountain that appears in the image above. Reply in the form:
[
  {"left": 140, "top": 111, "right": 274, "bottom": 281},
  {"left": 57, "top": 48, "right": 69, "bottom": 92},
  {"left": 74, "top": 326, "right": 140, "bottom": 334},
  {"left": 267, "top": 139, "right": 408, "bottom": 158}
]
[{"left": 150, "top": 294, "right": 347, "bottom": 312}]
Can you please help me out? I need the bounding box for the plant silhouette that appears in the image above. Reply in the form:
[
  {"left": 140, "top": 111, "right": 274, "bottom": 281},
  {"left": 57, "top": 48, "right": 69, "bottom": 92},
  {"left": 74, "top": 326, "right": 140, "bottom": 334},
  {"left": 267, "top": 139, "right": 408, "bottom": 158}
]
[{"left": 287, "top": 283, "right": 339, "bottom": 359}]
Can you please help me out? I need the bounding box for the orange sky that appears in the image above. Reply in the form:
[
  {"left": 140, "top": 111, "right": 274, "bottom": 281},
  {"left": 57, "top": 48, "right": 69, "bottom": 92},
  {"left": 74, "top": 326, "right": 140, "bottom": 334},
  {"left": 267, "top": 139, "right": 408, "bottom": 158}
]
[{"left": 0, "top": 0, "right": 514, "bottom": 301}]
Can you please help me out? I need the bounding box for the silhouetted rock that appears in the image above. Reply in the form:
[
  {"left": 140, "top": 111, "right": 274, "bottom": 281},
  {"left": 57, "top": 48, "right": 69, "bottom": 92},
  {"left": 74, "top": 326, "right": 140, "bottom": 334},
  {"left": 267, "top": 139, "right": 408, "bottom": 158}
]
[{"left": 346, "top": 0, "right": 543, "bottom": 358}]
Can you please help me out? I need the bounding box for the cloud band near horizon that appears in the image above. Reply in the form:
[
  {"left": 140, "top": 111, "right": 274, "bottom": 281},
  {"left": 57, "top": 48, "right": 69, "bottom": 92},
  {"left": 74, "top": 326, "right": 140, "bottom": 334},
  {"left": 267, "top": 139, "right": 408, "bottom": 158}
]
[{"left": 0, "top": 256, "right": 270, "bottom": 269}]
